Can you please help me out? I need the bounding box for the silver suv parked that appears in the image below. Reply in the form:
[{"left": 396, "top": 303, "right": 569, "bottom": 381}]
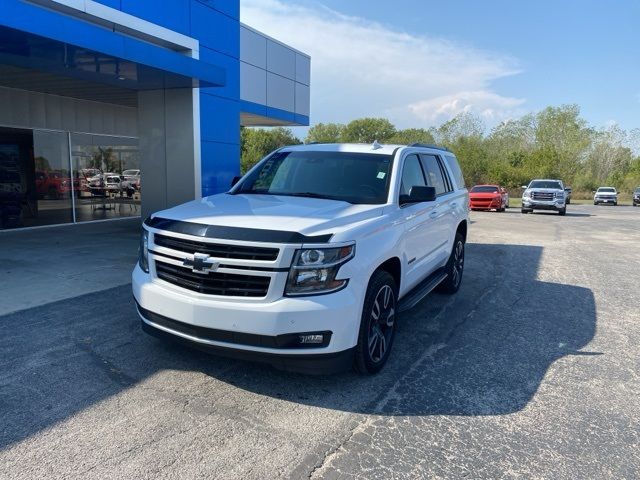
[{"left": 521, "top": 179, "right": 566, "bottom": 215}]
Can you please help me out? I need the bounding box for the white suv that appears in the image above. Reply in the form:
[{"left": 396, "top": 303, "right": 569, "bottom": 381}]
[
  {"left": 133, "top": 143, "right": 469, "bottom": 374},
  {"left": 593, "top": 187, "right": 618, "bottom": 206}
]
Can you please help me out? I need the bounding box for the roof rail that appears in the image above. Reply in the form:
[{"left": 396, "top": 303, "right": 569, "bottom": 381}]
[{"left": 408, "top": 143, "right": 450, "bottom": 152}]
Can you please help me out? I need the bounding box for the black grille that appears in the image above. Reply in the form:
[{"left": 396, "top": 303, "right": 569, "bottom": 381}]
[
  {"left": 154, "top": 234, "right": 279, "bottom": 261},
  {"left": 532, "top": 192, "right": 554, "bottom": 201},
  {"left": 156, "top": 262, "right": 270, "bottom": 297}
]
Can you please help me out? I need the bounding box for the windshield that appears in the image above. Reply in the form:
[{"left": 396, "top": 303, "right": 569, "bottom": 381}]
[
  {"left": 471, "top": 186, "right": 499, "bottom": 193},
  {"left": 122, "top": 170, "right": 139, "bottom": 176},
  {"left": 529, "top": 180, "right": 562, "bottom": 189},
  {"left": 234, "top": 151, "right": 393, "bottom": 204},
  {"left": 597, "top": 187, "right": 616, "bottom": 193}
]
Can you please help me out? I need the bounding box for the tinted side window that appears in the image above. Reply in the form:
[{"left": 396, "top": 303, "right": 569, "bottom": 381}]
[
  {"left": 444, "top": 154, "right": 465, "bottom": 189},
  {"left": 400, "top": 154, "right": 426, "bottom": 197},
  {"left": 421, "top": 154, "right": 448, "bottom": 195}
]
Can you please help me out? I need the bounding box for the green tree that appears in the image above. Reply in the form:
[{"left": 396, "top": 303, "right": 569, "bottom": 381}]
[
  {"left": 340, "top": 118, "right": 396, "bottom": 143},
  {"left": 240, "top": 127, "right": 301, "bottom": 173},
  {"left": 305, "top": 123, "right": 345, "bottom": 143},
  {"left": 386, "top": 128, "right": 435, "bottom": 145}
]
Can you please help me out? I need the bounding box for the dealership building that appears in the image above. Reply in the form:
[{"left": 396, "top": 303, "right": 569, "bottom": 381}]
[{"left": 0, "top": 0, "right": 310, "bottom": 230}]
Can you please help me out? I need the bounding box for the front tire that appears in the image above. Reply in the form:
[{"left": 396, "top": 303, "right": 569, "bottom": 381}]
[
  {"left": 354, "top": 271, "right": 398, "bottom": 374},
  {"left": 437, "top": 233, "right": 465, "bottom": 294},
  {"left": 559, "top": 207, "right": 566, "bottom": 216}
]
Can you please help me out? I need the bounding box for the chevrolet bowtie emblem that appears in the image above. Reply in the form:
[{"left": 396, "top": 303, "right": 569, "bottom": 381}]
[{"left": 183, "top": 253, "right": 219, "bottom": 274}]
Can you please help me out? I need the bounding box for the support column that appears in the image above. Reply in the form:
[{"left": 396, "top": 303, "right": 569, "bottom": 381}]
[{"left": 138, "top": 88, "right": 196, "bottom": 219}]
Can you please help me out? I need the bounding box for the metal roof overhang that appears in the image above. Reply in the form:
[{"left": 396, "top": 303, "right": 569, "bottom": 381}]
[{"left": 0, "top": 1, "right": 225, "bottom": 92}]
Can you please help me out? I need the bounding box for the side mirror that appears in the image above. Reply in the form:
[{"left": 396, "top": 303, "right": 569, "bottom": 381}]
[
  {"left": 230, "top": 176, "right": 242, "bottom": 187},
  {"left": 521, "top": 185, "right": 527, "bottom": 189},
  {"left": 400, "top": 186, "right": 436, "bottom": 205}
]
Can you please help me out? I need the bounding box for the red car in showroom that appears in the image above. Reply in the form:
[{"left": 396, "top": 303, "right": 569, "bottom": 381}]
[{"left": 469, "top": 184, "right": 509, "bottom": 211}]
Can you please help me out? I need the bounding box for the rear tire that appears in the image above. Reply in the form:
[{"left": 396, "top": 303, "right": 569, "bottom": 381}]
[
  {"left": 354, "top": 271, "right": 398, "bottom": 374},
  {"left": 437, "top": 233, "right": 465, "bottom": 295}
]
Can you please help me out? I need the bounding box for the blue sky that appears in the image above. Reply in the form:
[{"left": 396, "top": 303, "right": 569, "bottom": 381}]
[{"left": 241, "top": 0, "right": 640, "bottom": 133}]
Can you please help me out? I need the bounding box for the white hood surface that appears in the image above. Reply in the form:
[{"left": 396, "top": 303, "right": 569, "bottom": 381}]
[{"left": 153, "top": 193, "right": 385, "bottom": 238}]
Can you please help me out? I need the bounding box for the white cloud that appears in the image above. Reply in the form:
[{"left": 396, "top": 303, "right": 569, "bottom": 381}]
[
  {"left": 240, "top": 0, "right": 526, "bottom": 129},
  {"left": 408, "top": 91, "right": 526, "bottom": 124}
]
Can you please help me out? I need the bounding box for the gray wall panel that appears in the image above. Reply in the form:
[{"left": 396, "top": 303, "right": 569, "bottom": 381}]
[
  {"left": 45, "top": 94, "right": 63, "bottom": 130},
  {"left": 138, "top": 89, "right": 195, "bottom": 218},
  {"left": 295, "top": 54, "right": 311, "bottom": 86},
  {"left": 266, "top": 41, "right": 296, "bottom": 80},
  {"left": 266, "top": 73, "right": 295, "bottom": 112},
  {"left": 10, "top": 89, "right": 30, "bottom": 127},
  {"left": 60, "top": 97, "right": 77, "bottom": 132},
  {"left": 28, "top": 92, "right": 46, "bottom": 129},
  {"left": 240, "top": 26, "right": 266, "bottom": 69},
  {"left": 295, "top": 83, "right": 310, "bottom": 116},
  {"left": 240, "top": 62, "right": 267, "bottom": 105},
  {"left": 239, "top": 27, "right": 310, "bottom": 122},
  {"left": 164, "top": 89, "right": 195, "bottom": 208},
  {"left": 0, "top": 86, "right": 137, "bottom": 137},
  {"left": 138, "top": 90, "right": 167, "bottom": 219}
]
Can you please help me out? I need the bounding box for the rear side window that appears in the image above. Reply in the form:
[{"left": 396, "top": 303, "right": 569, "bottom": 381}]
[
  {"left": 420, "top": 154, "right": 448, "bottom": 195},
  {"left": 400, "top": 154, "right": 426, "bottom": 196},
  {"left": 444, "top": 154, "right": 465, "bottom": 189}
]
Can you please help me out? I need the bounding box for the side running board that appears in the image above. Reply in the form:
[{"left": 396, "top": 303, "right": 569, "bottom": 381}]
[{"left": 398, "top": 269, "right": 448, "bottom": 313}]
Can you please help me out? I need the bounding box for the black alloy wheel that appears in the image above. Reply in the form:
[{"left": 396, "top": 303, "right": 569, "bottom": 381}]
[
  {"left": 354, "top": 271, "right": 397, "bottom": 374},
  {"left": 437, "top": 233, "right": 465, "bottom": 294}
]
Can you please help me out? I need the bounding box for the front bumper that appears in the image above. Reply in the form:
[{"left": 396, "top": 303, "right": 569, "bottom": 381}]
[
  {"left": 522, "top": 199, "right": 565, "bottom": 210},
  {"left": 594, "top": 197, "right": 617, "bottom": 203},
  {"left": 132, "top": 265, "right": 362, "bottom": 370},
  {"left": 469, "top": 199, "right": 502, "bottom": 210},
  {"left": 138, "top": 306, "right": 354, "bottom": 374}
]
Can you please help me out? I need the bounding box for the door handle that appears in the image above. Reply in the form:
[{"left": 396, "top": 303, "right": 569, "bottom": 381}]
[{"left": 429, "top": 210, "right": 439, "bottom": 219}]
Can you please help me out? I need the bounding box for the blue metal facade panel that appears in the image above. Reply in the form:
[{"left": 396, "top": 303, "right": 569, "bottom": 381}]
[
  {"left": 121, "top": 0, "right": 191, "bottom": 35},
  {"left": 190, "top": 0, "right": 239, "bottom": 58},
  {"left": 201, "top": 141, "right": 241, "bottom": 197},
  {"left": 2, "top": 0, "right": 305, "bottom": 198}
]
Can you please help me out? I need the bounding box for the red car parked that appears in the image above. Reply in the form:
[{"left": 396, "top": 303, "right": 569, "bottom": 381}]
[{"left": 469, "top": 185, "right": 509, "bottom": 212}]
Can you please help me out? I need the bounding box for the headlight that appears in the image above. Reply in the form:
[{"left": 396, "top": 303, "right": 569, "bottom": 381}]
[
  {"left": 285, "top": 244, "right": 355, "bottom": 296},
  {"left": 522, "top": 190, "right": 531, "bottom": 198},
  {"left": 138, "top": 229, "right": 149, "bottom": 273},
  {"left": 555, "top": 192, "right": 564, "bottom": 200}
]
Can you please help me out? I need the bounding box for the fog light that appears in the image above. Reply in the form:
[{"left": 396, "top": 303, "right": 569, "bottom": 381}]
[{"left": 299, "top": 334, "right": 324, "bottom": 344}]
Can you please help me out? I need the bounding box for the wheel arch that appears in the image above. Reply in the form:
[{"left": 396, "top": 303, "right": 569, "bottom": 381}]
[
  {"left": 373, "top": 257, "right": 401, "bottom": 291},
  {"left": 456, "top": 220, "right": 468, "bottom": 243}
]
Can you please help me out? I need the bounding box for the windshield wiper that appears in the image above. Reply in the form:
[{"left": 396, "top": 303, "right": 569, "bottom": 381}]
[{"left": 279, "top": 192, "right": 352, "bottom": 202}]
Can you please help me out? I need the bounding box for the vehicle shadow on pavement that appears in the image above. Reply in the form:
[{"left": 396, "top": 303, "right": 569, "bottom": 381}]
[{"left": 0, "top": 243, "right": 596, "bottom": 449}]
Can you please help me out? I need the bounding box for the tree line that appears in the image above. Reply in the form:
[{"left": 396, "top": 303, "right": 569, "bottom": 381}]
[{"left": 241, "top": 105, "right": 640, "bottom": 195}]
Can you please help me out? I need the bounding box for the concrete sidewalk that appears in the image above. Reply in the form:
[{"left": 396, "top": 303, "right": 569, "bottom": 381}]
[{"left": 0, "top": 219, "right": 140, "bottom": 316}]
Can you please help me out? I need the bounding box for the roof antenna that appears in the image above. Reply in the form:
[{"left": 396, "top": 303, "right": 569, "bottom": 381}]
[{"left": 372, "top": 140, "right": 382, "bottom": 150}]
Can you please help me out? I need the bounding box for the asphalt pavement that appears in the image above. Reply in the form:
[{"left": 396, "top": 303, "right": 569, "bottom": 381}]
[{"left": 1, "top": 204, "right": 638, "bottom": 479}]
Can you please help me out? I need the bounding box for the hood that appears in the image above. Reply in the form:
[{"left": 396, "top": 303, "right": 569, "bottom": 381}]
[
  {"left": 152, "top": 193, "right": 385, "bottom": 238},
  {"left": 528, "top": 188, "right": 562, "bottom": 193}
]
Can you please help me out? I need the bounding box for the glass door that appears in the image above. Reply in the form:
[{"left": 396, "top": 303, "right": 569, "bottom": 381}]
[{"left": 70, "top": 133, "right": 140, "bottom": 222}]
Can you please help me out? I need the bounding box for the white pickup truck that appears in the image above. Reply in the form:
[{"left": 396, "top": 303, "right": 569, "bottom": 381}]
[{"left": 133, "top": 143, "right": 469, "bottom": 374}]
